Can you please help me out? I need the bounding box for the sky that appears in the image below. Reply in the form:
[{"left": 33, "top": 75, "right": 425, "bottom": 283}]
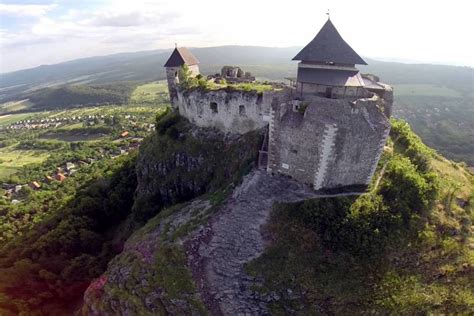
[{"left": 0, "top": 0, "right": 473, "bottom": 73}]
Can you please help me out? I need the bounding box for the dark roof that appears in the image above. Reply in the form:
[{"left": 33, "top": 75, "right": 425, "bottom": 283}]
[
  {"left": 297, "top": 68, "right": 364, "bottom": 87},
  {"left": 164, "top": 47, "right": 199, "bottom": 67},
  {"left": 293, "top": 20, "right": 367, "bottom": 65}
]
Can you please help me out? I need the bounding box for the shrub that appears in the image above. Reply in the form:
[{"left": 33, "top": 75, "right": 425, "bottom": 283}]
[
  {"left": 156, "top": 111, "right": 181, "bottom": 135},
  {"left": 380, "top": 155, "right": 438, "bottom": 224},
  {"left": 391, "top": 119, "right": 435, "bottom": 173}
]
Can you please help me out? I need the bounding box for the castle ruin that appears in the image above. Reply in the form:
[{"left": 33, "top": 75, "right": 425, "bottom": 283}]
[{"left": 164, "top": 19, "right": 393, "bottom": 193}]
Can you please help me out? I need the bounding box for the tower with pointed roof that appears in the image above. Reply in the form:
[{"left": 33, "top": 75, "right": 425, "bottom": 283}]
[
  {"left": 164, "top": 46, "right": 200, "bottom": 107},
  {"left": 292, "top": 18, "right": 368, "bottom": 99},
  {"left": 161, "top": 19, "right": 393, "bottom": 193}
]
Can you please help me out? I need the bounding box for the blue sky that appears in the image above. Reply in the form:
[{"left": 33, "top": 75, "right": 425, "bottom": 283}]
[{"left": 1, "top": 0, "right": 473, "bottom": 73}]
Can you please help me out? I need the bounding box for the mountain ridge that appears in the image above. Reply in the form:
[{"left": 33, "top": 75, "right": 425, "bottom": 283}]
[{"left": 2, "top": 45, "right": 472, "bottom": 102}]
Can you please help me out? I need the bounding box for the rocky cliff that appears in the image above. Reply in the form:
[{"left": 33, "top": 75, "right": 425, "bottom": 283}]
[
  {"left": 131, "top": 113, "right": 262, "bottom": 223},
  {"left": 82, "top": 118, "right": 473, "bottom": 315}
]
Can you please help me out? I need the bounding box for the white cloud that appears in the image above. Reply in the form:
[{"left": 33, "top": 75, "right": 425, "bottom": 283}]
[
  {"left": 0, "top": 3, "right": 56, "bottom": 17},
  {"left": 85, "top": 11, "right": 152, "bottom": 27},
  {"left": 0, "top": 0, "right": 473, "bottom": 72},
  {"left": 0, "top": 1, "right": 201, "bottom": 72}
]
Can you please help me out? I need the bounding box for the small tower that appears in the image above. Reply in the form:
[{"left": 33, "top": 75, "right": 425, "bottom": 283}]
[
  {"left": 292, "top": 19, "right": 367, "bottom": 99},
  {"left": 164, "top": 46, "right": 200, "bottom": 107}
]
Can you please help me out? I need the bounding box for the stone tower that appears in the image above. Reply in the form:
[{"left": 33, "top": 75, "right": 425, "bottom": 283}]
[
  {"left": 163, "top": 46, "right": 200, "bottom": 107},
  {"left": 266, "top": 18, "right": 393, "bottom": 192}
]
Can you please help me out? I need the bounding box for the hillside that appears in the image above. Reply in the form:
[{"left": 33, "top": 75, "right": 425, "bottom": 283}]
[
  {"left": 0, "top": 112, "right": 472, "bottom": 314},
  {"left": 24, "top": 83, "right": 139, "bottom": 111},
  {"left": 1, "top": 46, "right": 472, "bottom": 165},
  {"left": 1, "top": 46, "right": 472, "bottom": 99}
]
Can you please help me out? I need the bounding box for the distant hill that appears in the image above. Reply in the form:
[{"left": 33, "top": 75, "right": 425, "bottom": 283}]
[
  {"left": 0, "top": 46, "right": 300, "bottom": 101},
  {"left": 24, "top": 83, "right": 139, "bottom": 110},
  {"left": 2, "top": 45, "right": 471, "bottom": 100},
  {"left": 1, "top": 45, "right": 473, "bottom": 165}
]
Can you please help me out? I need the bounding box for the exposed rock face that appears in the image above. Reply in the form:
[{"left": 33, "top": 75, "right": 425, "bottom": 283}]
[
  {"left": 132, "top": 117, "right": 262, "bottom": 221},
  {"left": 82, "top": 199, "right": 213, "bottom": 315},
  {"left": 82, "top": 167, "right": 360, "bottom": 315},
  {"left": 185, "top": 170, "right": 322, "bottom": 315},
  {"left": 81, "top": 117, "right": 368, "bottom": 315}
]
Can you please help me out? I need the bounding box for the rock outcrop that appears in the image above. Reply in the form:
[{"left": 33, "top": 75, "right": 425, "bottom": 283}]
[
  {"left": 81, "top": 115, "right": 364, "bottom": 315},
  {"left": 185, "top": 169, "right": 322, "bottom": 315},
  {"left": 131, "top": 114, "right": 262, "bottom": 222},
  {"left": 82, "top": 167, "right": 361, "bottom": 315}
]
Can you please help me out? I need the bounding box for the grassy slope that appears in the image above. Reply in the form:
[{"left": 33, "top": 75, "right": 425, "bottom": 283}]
[
  {"left": 0, "top": 113, "right": 33, "bottom": 126},
  {"left": 0, "top": 147, "right": 50, "bottom": 180},
  {"left": 130, "top": 81, "right": 168, "bottom": 104},
  {"left": 0, "top": 100, "right": 33, "bottom": 113},
  {"left": 246, "top": 119, "right": 473, "bottom": 314}
]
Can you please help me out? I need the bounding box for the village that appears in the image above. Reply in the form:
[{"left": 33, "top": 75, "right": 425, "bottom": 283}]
[
  {"left": 1, "top": 130, "right": 144, "bottom": 203},
  {"left": 2, "top": 113, "right": 156, "bottom": 131},
  {"left": 0, "top": 82, "right": 168, "bottom": 201}
]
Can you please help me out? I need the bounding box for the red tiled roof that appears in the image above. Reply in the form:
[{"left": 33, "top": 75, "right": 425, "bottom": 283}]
[{"left": 164, "top": 47, "right": 199, "bottom": 67}]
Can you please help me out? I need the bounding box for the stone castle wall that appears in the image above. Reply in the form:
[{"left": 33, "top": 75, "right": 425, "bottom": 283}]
[
  {"left": 168, "top": 76, "right": 392, "bottom": 192},
  {"left": 268, "top": 95, "right": 391, "bottom": 191},
  {"left": 175, "top": 88, "right": 291, "bottom": 134}
]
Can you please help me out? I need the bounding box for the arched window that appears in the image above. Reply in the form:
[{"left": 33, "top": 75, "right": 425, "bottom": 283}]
[
  {"left": 210, "top": 102, "right": 218, "bottom": 113},
  {"left": 239, "top": 105, "right": 246, "bottom": 116}
]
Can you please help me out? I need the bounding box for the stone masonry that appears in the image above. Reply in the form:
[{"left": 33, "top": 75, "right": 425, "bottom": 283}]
[
  {"left": 163, "top": 19, "right": 394, "bottom": 192},
  {"left": 166, "top": 79, "right": 391, "bottom": 192}
]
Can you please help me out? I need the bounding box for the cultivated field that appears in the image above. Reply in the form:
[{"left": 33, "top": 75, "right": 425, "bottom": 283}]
[
  {"left": 0, "top": 147, "right": 50, "bottom": 180},
  {"left": 0, "top": 82, "right": 168, "bottom": 181}
]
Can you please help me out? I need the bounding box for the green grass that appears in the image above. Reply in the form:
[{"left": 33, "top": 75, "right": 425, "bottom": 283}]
[
  {"left": 431, "top": 157, "right": 473, "bottom": 199},
  {"left": 0, "top": 99, "right": 33, "bottom": 113},
  {"left": 246, "top": 121, "right": 473, "bottom": 313},
  {"left": 59, "top": 122, "right": 84, "bottom": 130},
  {"left": 0, "top": 146, "right": 50, "bottom": 180},
  {"left": 0, "top": 113, "right": 34, "bottom": 126},
  {"left": 0, "top": 166, "right": 19, "bottom": 180},
  {"left": 231, "top": 82, "right": 275, "bottom": 92},
  {"left": 394, "top": 84, "right": 462, "bottom": 98},
  {"left": 130, "top": 81, "right": 168, "bottom": 104},
  {"left": 39, "top": 132, "right": 107, "bottom": 142},
  {"left": 203, "top": 81, "right": 275, "bottom": 92}
]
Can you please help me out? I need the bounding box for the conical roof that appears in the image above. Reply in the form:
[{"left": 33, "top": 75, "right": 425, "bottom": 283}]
[
  {"left": 164, "top": 47, "right": 199, "bottom": 67},
  {"left": 293, "top": 19, "right": 367, "bottom": 65}
]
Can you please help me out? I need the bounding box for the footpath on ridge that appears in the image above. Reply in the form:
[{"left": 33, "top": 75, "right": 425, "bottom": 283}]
[{"left": 185, "top": 169, "right": 360, "bottom": 315}]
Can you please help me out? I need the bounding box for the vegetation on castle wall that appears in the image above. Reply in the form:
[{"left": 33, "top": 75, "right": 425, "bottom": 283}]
[
  {"left": 177, "top": 65, "right": 274, "bottom": 93},
  {"left": 246, "top": 119, "right": 473, "bottom": 314}
]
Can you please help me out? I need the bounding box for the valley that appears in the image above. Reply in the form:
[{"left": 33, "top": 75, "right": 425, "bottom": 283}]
[{"left": 1, "top": 46, "right": 472, "bottom": 167}]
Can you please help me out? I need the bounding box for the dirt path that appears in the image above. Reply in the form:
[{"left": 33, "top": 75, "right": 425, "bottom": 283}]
[{"left": 185, "top": 170, "right": 360, "bottom": 315}]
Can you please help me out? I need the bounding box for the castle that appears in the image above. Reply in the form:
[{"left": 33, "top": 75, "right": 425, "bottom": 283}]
[{"left": 164, "top": 19, "right": 393, "bottom": 193}]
